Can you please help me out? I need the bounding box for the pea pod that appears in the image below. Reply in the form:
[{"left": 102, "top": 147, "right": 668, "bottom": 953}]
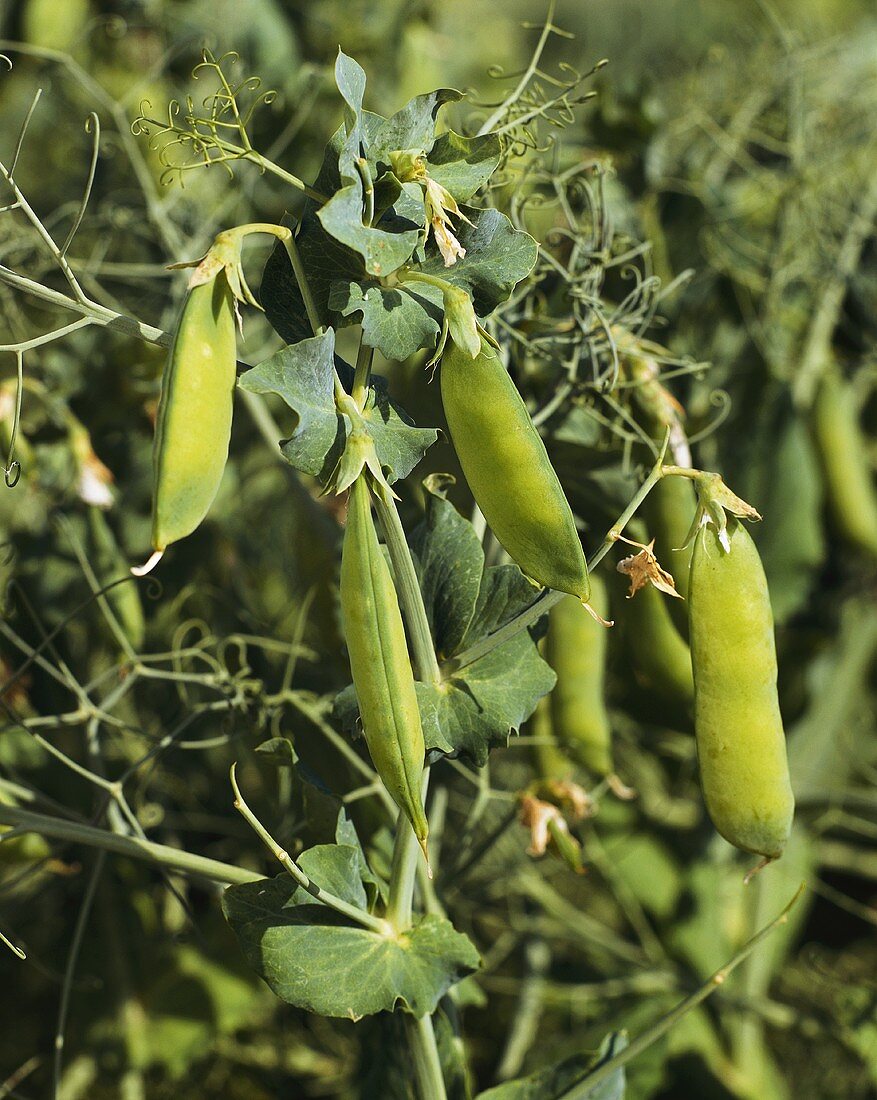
[
  {"left": 688, "top": 519, "right": 794, "bottom": 859},
  {"left": 809, "top": 364, "right": 877, "bottom": 558},
  {"left": 441, "top": 337, "right": 589, "bottom": 600},
  {"left": 340, "top": 476, "right": 428, "bottom": 852},
  {"left": 545, "top": 578, "right": 612, "bottom": 777},
  {"left": 135, "top": 224, "right": 290, "bottom": 575}
]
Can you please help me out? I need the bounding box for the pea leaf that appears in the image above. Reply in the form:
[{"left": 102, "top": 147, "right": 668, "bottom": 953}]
[
  {"left": 335, "top": 474, "right": 555, "bottom": 766},
  {"left": 222, "top": 875, "right": 479, "bottom": 1020},
  {"left": 329, "top": 279, "right": 443, "bottom": 361},
  {"left": 413, "top": 207, "right": 538, "bottom": 316},
  {"left": 318, "top": 183, "right": 422, "bottom": 278},
  {"left": 427, "top": 130, "right": 503, "bottom": 200},
  {"left": 237, "top": 330, "right": 437, "bottom": 485},
  {"left": 369, "top": 89, "right": 463, "bottom": 161},
  {"left": 477, "top": 1031, "right": 628, "bottom": 1100}
]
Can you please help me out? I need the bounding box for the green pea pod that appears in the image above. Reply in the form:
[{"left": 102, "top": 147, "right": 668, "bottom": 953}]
[
  {"left": 87, "top": 508, "right": 146, "bottom": 651},
  {"left": 688, "top": 519, "right": 794, "bottom": 859},
  {"left": 137, "top": 273, "right": 236, "bottom": 573},
  {"left": 340, "top": 476, "right": 428, "bottom": 853},
  {"left": 545, "top": 578, "right": 612, "bottom": 776},
  {"left": 441, "top": 337, "right": 589, "bottom": 600},
  {"left": 622, "top": 581, "right": 694, "bottom": 709},
  {"left": 809, "top": 365, "right": 877, "bottom": 558}
]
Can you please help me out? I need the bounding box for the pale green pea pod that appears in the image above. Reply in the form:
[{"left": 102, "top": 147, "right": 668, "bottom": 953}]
[
  {"left": 340, "top": 476, "right": 429, "bottom": 855},
  {"left": 545, "top": 578, "right": 612, "bottom": 777},
  {"left": 441, "top": 336, "right": 590, "bottom": 601},
  {"left": 809, "top": 363, "right": 877, "bottom": 558},
  {"left": 688, "top": 518, "right": 794, "bottom": 859},
  {"left": 145, "top": 273, "right": 236, "bottom": 569},
  {"left": 134, "top": 224, "right": 289, "bottom": 575}
]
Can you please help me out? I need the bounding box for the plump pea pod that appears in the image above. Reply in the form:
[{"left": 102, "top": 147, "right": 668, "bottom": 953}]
[
  {"left": 688, "top": 519, "right": 794, "bottom": 859},
  {"left": 146, "top": 273, "right": 236, "bottom": 564},
  {"left": 545, "top": 577, "right": 612, "bottom": 777},
  {"left": 809, "top": 364, "right": 877, "bottom": 558},
  {"left": 441, "top": 336, "right": 589, "bottom": 600},
  {"left": 340, "top": 476, "right": 429, "bottom": 853}
]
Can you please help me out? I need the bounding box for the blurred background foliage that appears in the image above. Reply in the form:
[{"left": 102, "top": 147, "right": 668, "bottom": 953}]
[{"left": 0, "top": 1, "right": 875, "bottom": 1098}]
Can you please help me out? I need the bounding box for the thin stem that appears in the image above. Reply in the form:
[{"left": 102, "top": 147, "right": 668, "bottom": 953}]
[
  {"left": 282, "top": 232, "right": 324, "bottom": 335},
  {"left": 230, "top": 764, "right": 391, "bottom": 935},
  {"left": 0, "top": 804, "right": 260, "bottom": 886},
  {"left": 386, "top": 770, "right": 432, "bottom": 931},
  {"left": 351, "top": 337, "right": 374, "bottom": 409},
  {"left": 559, "top": 885, "right": 806, "bottom": 1099},
  {"left": 405, "top": 1012, "right": 447, "bottom": 1100},
  {"left": 477, "top": 1, "right": 558, "bottom": 135},
  {"left": 54, "top": 852, "right": 105, "bottom": 1099}
]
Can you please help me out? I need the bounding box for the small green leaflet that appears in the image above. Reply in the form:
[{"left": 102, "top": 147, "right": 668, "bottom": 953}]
[
  {"left": 477, "top": 1032, "right": 628, "bottom": 1100},
  {"left": 237, "top": 330, "right": 437, "bottom": 485},
  {"left": 329, "top": 207, "right": 537, "bottom": 361},
  {"left": 336, "top": 474, "right": 556, "bottom": 766},
  {"left": 222, "top": 871, "right": 479, "bottom": 1020}
]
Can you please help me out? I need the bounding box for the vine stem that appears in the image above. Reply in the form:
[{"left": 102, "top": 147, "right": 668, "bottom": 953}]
[
  {"left": 559, "top": 885, "right": 806, "bottom": 1099},
  {"left": 405, "top": 1012, "right": 447, "bottom": 1100},
  {"left": 445, "top": 432, "right": 671, "bottom": 673},
  {"left": 0, "top": 803, "right": 259, "bottom": 885},
  {"left": 230, "top": 764, "right": 391, "bottom": 935}
]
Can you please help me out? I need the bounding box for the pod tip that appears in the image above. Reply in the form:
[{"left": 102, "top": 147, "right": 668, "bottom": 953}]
[
  {"left": 131, "top": 549, "right": 164, "bottom": 577},
  {"left": 743, "top": 854, "right": 777, "bottom": 884}
]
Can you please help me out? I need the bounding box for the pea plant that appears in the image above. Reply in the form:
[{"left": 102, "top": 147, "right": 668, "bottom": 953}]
[{"left": 0, "top": 30, "right": 806, "bottom": 1100}]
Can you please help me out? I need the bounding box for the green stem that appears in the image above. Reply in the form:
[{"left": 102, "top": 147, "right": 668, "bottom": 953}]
[
  {"left": 230, "top": 765, "right": 391, "bottom": 934},
  {"left": 559, "top": 885, "right": 806, "bottom": 1099},
  {"left": 282, "top": 232, "right": 324, "bottom": 335},
  {"left": 352, "top": 338, "right": 374, "bottom": 410},
  {"left": 405, "top": 1012, "right": 447, "bottom": 1100},
  {"left": 386, "top": 769, "right": 432, "bottom": 931},
  {"left": 0, "top": 804, "right": 259, "bottom": 885}
]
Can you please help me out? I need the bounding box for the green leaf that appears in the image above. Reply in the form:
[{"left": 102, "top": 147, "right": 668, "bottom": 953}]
[
  {"left": 238, "top": 331, "right": 437, "bottom": 485},
  {"left": 477, "top": 1032, "right": 627, "bottom": 1100},
  {"left": 294, "top": 844, "right": 369, "bottom": 910},
  {"left": 335, "top": 808, "right": 387, "bottom": 908},
  {"left": 318, "top": 183, "right": 422, "bottom": 278},
  {"left": 222, "top": 875, "right": 480, "bottom": 1020},
  {"left": 370, "top": 89, "right": 463, "bottom": 161},
  {"left": 428, "top": 131, "right": 503, "bottom": 200},
  {"left": 329, "top": 279, "right": 443, "bottom": 361},
  {"left": 238, "top": 332, "right": 341, "bottom": 480},
  {"left": 255, "top": 736, "right": 298, "bottom": 768},
  {"left": 415, "top": 207, "right": 538, "bottom": 316}
]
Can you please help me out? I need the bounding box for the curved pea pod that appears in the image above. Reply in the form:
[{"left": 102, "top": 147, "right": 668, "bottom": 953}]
[
  {"left": 623, "top": 581, "right": 694, "bottom": 709},
  {"left": 138, "top": 273, "right": 237, "bottom": 572},
  {"left": 688, "top": 519, "right": 794, "bottom": 859},
  {"left": 340, "top": 476, "right": 428, "bottom": 853},
  {"left": 809, "top": 365, "right": 877, "bottom": 558},
  {"left": 440, "top": 337, "right": 589, "bottom": 600},
  {"left": 545, "top": 578, "right": 612, "bottom": 777}
]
